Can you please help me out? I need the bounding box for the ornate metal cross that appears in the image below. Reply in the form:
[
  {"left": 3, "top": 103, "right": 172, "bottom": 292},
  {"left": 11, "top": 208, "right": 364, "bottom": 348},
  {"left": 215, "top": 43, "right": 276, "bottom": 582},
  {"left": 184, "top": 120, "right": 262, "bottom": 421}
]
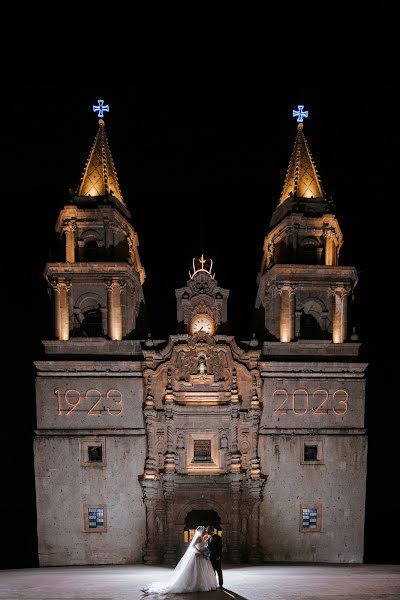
[
  {"left": 293, "top": 105, "right": 308, "bottom": 122},
  {"left": 93, "top": 100, "right": 109, "bottom": 118}
]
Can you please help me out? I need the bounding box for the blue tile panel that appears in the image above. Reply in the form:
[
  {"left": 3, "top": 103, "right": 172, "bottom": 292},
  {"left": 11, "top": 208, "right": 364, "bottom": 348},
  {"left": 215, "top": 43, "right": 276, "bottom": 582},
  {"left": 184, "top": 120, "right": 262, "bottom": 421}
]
[
  {"left": 302, "top": 507, "right": 318, "bottom": 529},
  {"left": 88, "top": 507, "right": 104, "bottom": 529}
]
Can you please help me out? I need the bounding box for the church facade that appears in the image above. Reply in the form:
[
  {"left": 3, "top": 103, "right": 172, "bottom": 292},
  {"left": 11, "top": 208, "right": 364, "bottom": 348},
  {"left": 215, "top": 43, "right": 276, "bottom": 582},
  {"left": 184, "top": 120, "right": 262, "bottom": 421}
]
[{"left": 34, "top": 109, "right": 367, "bottom": 566}]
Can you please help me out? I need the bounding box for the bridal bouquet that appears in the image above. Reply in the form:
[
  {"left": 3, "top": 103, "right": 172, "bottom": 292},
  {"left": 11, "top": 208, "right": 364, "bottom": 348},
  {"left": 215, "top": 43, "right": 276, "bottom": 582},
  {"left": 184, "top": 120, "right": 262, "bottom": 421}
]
[{"left": 202, "top": 546, "right": 211, "bottom": 560}]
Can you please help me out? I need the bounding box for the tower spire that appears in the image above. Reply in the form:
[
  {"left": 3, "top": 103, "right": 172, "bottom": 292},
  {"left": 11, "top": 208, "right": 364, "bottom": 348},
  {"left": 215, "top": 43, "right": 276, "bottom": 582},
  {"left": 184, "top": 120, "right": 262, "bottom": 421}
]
[
  {"left": 77, "top": 106, "right": 124, "bottom": 204},
  {"left": 278, "top": 106, "right": 325, "bottom": 205}
]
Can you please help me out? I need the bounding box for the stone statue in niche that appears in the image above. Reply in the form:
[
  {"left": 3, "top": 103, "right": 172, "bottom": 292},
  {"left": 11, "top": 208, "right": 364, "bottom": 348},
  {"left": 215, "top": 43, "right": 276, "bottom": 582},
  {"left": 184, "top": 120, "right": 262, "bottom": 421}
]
[
  {"left": 177, "top": 433, "right": 185, "bottom": 449},
  {"left": 197, "top": 356, "right": 207, "bottom": 374},
  {"left": 220, "top": 433, "right": 228, "bottom": 449}
]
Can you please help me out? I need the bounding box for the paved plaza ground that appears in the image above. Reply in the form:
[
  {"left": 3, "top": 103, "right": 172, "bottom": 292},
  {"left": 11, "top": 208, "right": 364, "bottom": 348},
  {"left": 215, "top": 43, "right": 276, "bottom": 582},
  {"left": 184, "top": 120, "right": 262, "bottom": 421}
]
[{"left": 0, "top": 564, "right": 399, "bottom": 600}]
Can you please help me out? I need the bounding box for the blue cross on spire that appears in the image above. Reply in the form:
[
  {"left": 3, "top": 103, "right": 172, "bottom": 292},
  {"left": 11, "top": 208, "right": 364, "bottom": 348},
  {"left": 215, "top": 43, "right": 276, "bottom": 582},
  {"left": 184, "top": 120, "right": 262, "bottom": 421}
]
[
  {"left": 93, "top": 100, "right": 109, "bottom": 118},
  {"left": 293, "top": 105, "right": 308, "bottom": 123}
]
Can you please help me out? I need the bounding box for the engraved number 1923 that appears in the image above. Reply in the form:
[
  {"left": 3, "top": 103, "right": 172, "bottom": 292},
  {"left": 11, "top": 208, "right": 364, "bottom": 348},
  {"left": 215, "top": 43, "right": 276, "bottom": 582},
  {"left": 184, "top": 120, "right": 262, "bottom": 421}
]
[{"left": 55, "top": 388, "right": 124, "bottom": 416}]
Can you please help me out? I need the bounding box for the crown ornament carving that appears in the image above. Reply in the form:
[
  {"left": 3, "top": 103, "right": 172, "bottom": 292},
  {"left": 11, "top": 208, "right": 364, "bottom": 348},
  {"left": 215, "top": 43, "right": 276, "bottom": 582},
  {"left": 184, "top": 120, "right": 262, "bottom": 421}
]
[{"left": 189, "top": 255, "right": 215, "bottom": 279}]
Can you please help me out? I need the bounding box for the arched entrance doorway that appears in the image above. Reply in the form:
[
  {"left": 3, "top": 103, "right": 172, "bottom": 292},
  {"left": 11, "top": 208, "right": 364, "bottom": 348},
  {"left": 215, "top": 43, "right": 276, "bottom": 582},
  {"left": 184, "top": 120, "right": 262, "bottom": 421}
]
[{"left": 180, "top": 510, "right": 222, "bottom": 558}]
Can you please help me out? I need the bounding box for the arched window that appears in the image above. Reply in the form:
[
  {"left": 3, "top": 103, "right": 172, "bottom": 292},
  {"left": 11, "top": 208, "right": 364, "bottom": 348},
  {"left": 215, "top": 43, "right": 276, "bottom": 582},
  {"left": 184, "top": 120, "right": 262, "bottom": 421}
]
[
  {"left": 73, "top": 294, "right": 104, "bottom": 338},
  {"left": 83, "top": 240, "right": 99, "bottom": 261},
  {"left": 81, "top": 306, "right": 103, "bottom": 337},
  {"left": 299, "top": 298, "right": 327, "bottom": 340},
  {"left": 300, "top": 311, "right": 322, "bottom": 339},
  {"left": 300, "top": 237, "right": 320, "bottom": 265}
]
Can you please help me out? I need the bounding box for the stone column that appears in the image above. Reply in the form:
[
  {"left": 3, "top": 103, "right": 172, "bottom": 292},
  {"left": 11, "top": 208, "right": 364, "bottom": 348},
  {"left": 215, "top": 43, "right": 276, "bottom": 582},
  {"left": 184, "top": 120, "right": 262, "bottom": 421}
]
[
  {"left": 331, "top": 287, "right": 349, "bottom": 343},
  {"left": 106, "top": 278, "right": 124, "bottom": 340},
  {"left": 279, "top": 284, "right": 295, "bottom": 342},
  {"left": 51, "top": 279, "right": 70, "bottom": 341},
  {"left": 324, "top": 229, "right": 336, "bottom": 266},
  {"left": 64, "top": 220, "right": 76, "bottom": 263}
]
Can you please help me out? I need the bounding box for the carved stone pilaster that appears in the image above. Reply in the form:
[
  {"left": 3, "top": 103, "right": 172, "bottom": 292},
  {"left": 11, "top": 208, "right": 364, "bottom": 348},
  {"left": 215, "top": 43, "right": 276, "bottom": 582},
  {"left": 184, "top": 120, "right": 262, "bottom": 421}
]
[
  {"left": 229, "top": 474, "right": 242, "bottom": 563},
  {"left": 141, "top": 479, "right": 161, "bottom": 564},
  {"left": 63, "top": 219, "right": 76, "bottom": 263},
  {"left": 330, "top": 286, "right": 350, "bottom": 343},
  {"left": 247, "top": 479, "right": 265, "bottom": 563},
  {"left": 50, "top": 277, "right": 71, "bottom": 341},
  {"left": 230, "top": 411, "right": 241, "bottom": 473},
  {"left": 164, "top": 368, "right": 175, "bottom": 405},
  {"left": 162, "top": 475, "right": 176, "bottom": 565},
  {"left": 250, "top": 374, "right": 261, "bottom": 409},
  {"left": 144, "top": 374, "right": 154, "bottom": 410},
  {"left": 105, "top": 277, "right": 124, "bottom": 340},
  {"left": 323, "top": 226, "right": 337, "bottom": 266},
  {"left": 277, "top": 283, "right": 296, "bottom": 342},
  {"left": 230, "top": 368, "right": 239, "bottom": 404}
]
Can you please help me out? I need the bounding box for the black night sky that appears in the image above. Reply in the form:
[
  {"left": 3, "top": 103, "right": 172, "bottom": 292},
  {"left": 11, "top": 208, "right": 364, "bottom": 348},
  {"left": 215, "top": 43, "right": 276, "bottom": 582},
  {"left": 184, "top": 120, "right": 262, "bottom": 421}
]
[{"left": 2, "top": 82, "right": 397, "bottom": 568}]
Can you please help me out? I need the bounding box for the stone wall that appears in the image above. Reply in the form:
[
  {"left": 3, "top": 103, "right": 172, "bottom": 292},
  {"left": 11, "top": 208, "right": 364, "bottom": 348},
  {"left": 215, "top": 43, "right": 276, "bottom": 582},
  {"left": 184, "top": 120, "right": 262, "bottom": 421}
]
[
  {"left": 259, "top": 434, "right": 367, "bottom": 562},
  {"left": 34, "top": 434, "right": 146, "bottom": 565}
]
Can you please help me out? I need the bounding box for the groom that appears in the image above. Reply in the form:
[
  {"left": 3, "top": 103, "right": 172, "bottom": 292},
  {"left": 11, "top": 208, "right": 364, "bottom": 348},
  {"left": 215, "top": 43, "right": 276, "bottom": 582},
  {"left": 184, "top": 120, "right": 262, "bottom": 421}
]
[{"left": 206, "top": 525, "right": 223, "bottom": 588}]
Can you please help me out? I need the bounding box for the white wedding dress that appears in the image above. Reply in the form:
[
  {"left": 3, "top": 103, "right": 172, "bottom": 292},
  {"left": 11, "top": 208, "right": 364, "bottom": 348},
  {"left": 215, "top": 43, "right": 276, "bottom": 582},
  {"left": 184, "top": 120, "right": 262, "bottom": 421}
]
[{"left": 144, "top": 528, "right": 217, "bottom": 595}]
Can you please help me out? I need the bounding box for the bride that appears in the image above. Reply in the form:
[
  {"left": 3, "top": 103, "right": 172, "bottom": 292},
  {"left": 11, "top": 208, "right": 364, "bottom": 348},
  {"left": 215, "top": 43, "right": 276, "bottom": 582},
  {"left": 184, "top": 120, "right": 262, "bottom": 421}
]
[{"left": 143, "top": 525, "right": 217, "bottom": 594}]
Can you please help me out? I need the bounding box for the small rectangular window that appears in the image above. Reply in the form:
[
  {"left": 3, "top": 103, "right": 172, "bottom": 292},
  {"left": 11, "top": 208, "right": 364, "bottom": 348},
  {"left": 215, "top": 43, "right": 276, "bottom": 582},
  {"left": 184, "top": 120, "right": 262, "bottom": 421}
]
[
  {"left": 81, "top": 438, "right": 106, "bottom": 467},
  {"left": 300, "top": 439, "right": 324, "bottom": 465},
  {"left": 304, "top": 445, "right": 318, "bottom": 462},
  {"left": 193, "top": 440, "right": 211, "bottom": 462},
  {"left": 88, "top": 445, "right": 102, "bottom": 462}
]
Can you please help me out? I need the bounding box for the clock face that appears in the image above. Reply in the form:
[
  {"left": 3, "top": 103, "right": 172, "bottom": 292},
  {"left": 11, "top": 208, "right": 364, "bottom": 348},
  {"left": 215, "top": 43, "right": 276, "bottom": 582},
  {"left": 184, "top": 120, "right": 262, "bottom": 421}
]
[{"left": 190, "top": 314, "right": 216, "bottom": 335}]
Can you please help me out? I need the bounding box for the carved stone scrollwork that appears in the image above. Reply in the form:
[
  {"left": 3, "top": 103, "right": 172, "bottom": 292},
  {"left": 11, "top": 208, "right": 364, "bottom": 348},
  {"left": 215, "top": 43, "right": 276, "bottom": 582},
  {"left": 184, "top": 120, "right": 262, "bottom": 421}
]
[
  {"left": 250, "top": 374, "right": 261, "bottom": 409},
  {"left": 190, "top": 272, "right": 217, "bottom": 295},
  {"left": 164, "top": 368, "right": 175, "bottom": 404},
  {"left": 230, "top": 368, "right": 239, "bottom": 404},
  {"left": 144, "top": 374, "right": 154, "bottom": 410}
]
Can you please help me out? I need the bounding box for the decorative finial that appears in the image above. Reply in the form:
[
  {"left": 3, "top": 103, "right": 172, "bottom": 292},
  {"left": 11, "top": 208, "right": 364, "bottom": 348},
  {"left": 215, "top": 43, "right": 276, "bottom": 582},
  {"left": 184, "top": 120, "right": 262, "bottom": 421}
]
[
  {"left": 293, "top": 105, "right": 308, "bottom": 123},
  {"left": 189, "top": 254, "right": 215, "bottom": 279},
  {"left": 93, "top": 99, "right": 109, "bottom": 119}
]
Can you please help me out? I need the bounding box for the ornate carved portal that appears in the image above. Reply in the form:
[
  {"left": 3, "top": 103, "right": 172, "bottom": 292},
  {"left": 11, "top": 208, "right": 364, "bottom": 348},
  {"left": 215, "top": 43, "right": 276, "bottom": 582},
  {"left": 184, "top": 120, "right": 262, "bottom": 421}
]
[
  {"left": 140, "top": 477, "right": 264, "bottom": 565},
  {"left": 140, "top": 334, "right": 265, "bottom": 564}
]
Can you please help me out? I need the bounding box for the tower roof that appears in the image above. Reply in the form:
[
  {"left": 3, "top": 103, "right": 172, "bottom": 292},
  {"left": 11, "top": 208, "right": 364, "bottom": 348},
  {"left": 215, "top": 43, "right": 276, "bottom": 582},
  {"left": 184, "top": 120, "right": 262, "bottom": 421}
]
[
  {"left": 278, "top": 123, "right": 325, "bottom": 205},
  {"left": 77, "top": 119, "right": 124, "bottom": 204}
]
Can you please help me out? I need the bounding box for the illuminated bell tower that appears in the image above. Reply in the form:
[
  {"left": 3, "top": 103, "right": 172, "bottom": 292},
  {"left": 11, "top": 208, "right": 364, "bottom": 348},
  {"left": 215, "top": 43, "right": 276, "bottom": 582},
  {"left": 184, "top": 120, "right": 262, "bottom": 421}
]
[
  {"left": 46, "top": 108, "right": 145, "bottom": 341},
  {"left": 34, "top": 103, "right": 147, "bottom": 567},
  {"left": 256, "top": 106, "right": 367, "bottom": 563},
  {"left": 256, "top": 107, "right": 355, "bottom": 343}
]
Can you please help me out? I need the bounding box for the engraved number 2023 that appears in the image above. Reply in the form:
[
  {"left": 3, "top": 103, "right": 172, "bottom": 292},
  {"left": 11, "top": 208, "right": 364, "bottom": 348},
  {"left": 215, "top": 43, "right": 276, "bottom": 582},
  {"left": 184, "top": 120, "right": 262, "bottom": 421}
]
[
  {"left": 272, "top": 388, "right": 348, "bottom": 416},
  {"left": 55, "top": 389, "right": 123, "bottom": 416}
]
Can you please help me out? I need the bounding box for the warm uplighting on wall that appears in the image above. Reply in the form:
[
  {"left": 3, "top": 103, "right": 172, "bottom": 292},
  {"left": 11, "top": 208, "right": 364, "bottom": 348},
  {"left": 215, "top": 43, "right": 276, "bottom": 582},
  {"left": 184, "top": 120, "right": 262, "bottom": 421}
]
[
  {"left": 332, "top": 323, "right": 341, "bottom": 344},
  {"left": 325, "top": 239, "right": 335, "bottom": 266},
  {"left": 280, "top": 324, "right": 290, "bottom": 343},
  {"left": 110, "top": 315, "right": 122, "bottom": 341}
]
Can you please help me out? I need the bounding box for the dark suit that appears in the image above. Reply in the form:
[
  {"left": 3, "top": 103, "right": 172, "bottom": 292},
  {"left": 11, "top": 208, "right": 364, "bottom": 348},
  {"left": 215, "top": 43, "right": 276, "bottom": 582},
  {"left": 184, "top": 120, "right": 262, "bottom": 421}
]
[{"left": 208, "top": 533, "right": 223, "bottom": 586}]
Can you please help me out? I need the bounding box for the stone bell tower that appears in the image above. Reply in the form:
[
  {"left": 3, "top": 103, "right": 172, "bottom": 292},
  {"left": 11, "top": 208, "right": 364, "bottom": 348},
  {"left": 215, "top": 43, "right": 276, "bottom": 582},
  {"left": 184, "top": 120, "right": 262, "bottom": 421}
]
[
  {"left": 46, "top": 114, "right": 145, "bottom": 341},
  {"left": 256, "top": 113, "right": 353, "bottom": 343},
  {"left": 34, "top": 104, "right": 147, "bottom": 567},
  {"left": 256, "top": 107, "right": 368, "bottom": 563}
]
